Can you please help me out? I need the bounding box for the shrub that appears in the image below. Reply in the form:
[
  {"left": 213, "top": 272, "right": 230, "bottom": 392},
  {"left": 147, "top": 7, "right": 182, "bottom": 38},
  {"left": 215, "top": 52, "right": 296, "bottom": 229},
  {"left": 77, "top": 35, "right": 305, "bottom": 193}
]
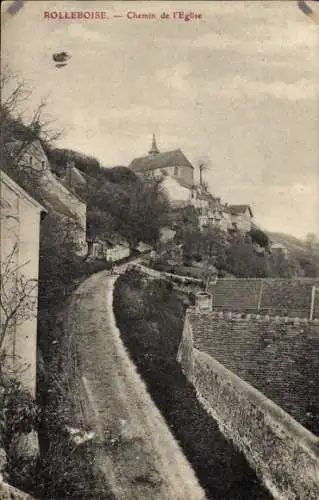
[{"left": 0, "top": 376, "right": 39, "bottom": 445}]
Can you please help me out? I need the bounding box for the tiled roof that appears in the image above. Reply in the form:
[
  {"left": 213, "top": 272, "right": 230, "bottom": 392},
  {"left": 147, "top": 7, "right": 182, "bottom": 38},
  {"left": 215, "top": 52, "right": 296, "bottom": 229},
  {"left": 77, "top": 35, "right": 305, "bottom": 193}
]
[
  {"left": 186, "top": 308, "right": 319, "bottom": 427},
  {"left": 229, "top": 204, "right": 253, "bottom": 217},
  {"left": 197, "top": 191, "right": 213, "bottom": 201},
  {"left": 207, "top": 278, "right": 319, "bottom": 318},
  {"left": 129, "top": 149, "right": 194, "bottom": 172}
]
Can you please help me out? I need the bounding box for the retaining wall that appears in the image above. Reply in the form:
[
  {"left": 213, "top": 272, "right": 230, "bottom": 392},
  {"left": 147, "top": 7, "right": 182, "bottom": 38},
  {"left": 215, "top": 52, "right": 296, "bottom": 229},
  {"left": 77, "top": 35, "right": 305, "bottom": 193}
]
[
  {"left": 177, "top": 315, "right": 319, "bottom": 499},
  {"left": 186, "top": 308, "right": 319, "bottom": 430}
]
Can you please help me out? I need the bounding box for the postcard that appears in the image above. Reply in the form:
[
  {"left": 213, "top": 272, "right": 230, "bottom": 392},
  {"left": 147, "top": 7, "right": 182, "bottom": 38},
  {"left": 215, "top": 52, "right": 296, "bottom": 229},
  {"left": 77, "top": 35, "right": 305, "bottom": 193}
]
[{"left": 1, "top": 1, "right": 318, "bottom": 499}]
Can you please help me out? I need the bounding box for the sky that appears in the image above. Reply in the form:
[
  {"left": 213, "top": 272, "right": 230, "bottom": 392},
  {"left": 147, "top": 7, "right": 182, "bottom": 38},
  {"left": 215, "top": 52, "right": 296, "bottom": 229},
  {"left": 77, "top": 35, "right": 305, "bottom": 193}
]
[{"left": 2, "top": 0, "right": 319, "bottom": 239}]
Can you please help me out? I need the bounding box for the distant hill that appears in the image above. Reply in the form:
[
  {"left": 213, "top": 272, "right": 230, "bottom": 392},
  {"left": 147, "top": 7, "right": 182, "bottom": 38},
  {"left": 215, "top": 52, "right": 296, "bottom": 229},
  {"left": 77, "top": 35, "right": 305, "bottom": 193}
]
[
  {"left": 267, "top": 231, "right": 319, "bottom": 258},
  {"left": 266, "top": 231, "right": 319, "bottom": 277}
]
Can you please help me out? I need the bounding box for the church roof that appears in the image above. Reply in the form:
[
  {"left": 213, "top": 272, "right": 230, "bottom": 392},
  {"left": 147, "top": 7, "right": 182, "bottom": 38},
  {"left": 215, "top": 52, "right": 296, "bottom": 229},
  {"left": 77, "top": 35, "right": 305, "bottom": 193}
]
[{"left": 129, "top": 149, "right": 194, "bottom": 173}]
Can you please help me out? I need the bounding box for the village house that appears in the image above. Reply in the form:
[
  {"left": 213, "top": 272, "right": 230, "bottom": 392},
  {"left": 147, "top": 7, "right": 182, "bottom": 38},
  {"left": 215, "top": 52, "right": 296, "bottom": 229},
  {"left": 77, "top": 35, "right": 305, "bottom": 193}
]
[
  {"left": 0, "top": 170, "right": 46, "bottom": 397},
  {"left": 229, "top": 204, "right": 253, "bottom": 232},
  {"left": 270, "top": 242, "right": 289, "bottom": 258},
  {"left": 129, "top": 135, "right": 254, "bottom": 235},
  {"left": 87, "top": 234, "right": 130, "bottom": 263},
  {"left": 40, "top": 164, "right": 88, "bottom": 256},
  {"left": 199, "top": 203, "right": 253, "bottom": 233},
  {"left": 9, "top": 140, "right": 88, "bottom": 256}
]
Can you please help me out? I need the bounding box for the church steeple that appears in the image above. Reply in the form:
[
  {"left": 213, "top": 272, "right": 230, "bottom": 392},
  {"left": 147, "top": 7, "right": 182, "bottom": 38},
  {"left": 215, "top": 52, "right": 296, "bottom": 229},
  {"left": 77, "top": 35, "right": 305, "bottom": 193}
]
[{"left": 148, "top": 133, "right": 159, "bottom": 155}]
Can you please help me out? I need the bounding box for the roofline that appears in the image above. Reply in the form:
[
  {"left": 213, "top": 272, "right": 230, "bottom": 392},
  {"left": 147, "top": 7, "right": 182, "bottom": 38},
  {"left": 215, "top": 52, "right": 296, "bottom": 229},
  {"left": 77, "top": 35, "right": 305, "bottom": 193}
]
[
  {"left": 229, "top": 204, "right": 253, "bottom": 218},
  {"left": 130, "top": 149, "right": 194, "bottom": 170},
  {"left": 53, "top": 172, "right": 87, "bottom": 204},
  {"left": 0, "top": 169, "right": 47, "bottom": 213}
]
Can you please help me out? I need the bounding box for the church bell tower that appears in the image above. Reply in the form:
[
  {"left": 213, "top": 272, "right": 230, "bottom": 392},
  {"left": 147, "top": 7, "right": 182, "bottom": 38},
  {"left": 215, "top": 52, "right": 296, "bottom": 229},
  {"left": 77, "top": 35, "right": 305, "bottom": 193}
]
[{"left": 148, "top": 133, "right": 159, "bottom": 155}]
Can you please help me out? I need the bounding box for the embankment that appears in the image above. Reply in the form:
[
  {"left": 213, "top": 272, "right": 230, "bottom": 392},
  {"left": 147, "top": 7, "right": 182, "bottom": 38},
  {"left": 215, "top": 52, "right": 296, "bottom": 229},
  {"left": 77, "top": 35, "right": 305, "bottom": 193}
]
[
  {"left": 113, "top": 269, "right": 272, "bottom": 500},
  {"left": 177, "top": 312, "right": 319, "bottom": 499}
]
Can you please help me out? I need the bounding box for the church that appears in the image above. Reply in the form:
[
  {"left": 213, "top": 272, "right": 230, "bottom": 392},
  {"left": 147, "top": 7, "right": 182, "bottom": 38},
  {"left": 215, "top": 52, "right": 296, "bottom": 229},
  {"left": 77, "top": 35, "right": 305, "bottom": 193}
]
[
  {"left": 129, "top": 135, "right": 253, "bottom": 232},
  {"left": 129, "top": 134, "right": 198, "bottom": 206}
]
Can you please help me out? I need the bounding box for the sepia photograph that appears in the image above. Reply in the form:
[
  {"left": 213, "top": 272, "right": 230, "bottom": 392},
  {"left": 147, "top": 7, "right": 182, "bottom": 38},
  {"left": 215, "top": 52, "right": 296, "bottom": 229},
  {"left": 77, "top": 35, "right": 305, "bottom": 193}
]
[{"left": 1, "top": 1, "right": 319, "bottom": 499}]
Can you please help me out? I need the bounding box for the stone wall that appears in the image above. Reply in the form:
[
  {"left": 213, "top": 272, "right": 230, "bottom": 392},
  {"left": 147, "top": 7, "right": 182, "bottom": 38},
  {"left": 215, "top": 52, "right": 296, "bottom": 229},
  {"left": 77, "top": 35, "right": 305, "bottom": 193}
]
[
  {"left": 177, "top": 316, "right": 319, "bottom": 499},
  {"left": 186, "top": 308, "right": 319, "bottom": 429}
]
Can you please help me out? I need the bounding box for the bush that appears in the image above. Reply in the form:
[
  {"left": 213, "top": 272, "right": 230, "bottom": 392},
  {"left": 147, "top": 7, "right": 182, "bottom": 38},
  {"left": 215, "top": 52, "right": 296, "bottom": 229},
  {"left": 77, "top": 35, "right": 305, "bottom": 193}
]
[
  {"left": 0, "top": 376, "right": 39, "bottom": 445},
  {"left": 0, "top": 375, "right": 39, "bottom": 494}
]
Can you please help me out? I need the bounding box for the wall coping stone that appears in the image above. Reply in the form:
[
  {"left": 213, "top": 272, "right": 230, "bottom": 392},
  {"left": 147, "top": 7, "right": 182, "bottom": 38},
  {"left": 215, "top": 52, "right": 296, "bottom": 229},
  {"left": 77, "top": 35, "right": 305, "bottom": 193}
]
[{"left": 186, "top": 307, "right": 319, "bottom": 327}]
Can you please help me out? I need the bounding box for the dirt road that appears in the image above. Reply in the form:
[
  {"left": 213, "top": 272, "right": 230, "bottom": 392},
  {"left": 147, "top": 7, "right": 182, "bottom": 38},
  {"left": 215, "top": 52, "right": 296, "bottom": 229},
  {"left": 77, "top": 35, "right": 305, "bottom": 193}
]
[{"left": 65, "top": 271, "right": 206, "bottom": 500}]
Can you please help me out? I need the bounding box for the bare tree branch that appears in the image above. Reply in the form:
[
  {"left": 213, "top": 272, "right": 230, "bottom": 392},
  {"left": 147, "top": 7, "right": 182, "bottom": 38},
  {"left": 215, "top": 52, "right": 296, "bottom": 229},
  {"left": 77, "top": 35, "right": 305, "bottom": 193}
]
[{"left": 0, "top": 242, "right": 38, "bottom": 350}]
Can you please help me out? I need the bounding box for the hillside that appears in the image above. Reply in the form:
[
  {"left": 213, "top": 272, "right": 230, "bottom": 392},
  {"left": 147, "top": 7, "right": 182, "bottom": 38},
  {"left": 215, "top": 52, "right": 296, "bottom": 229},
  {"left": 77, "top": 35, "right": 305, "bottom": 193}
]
[
  {"left": 267, "top": 231, "right": 319, "bottom": 277},
  {"left": 267, "top": 231, "right": 319, "bottom": 257}
]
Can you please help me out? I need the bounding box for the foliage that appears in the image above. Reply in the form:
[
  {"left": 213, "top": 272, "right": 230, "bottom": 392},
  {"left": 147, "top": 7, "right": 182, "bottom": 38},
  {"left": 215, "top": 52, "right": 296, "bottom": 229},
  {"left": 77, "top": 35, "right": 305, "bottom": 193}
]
[
  {"left": 1, "top": 67, "right": 61, "bottom": 165},
  {"left": 298, "top": 256, "right": 319, "bottom": 277},
  {"left": 0, "top": 380, "right": 39, "bottom": 447},
  {"left": 173, "top": 222, "right": 305, "bottom": 278},
  {"left": 0, "top": 376, "right": 39, "bottom": 445},
  {"left": 0, "top": 374, "right": 39, "bottom": 493},
  {"left": 86, "top": 174, "right": 170, "bottom": 249},
  {"left": 248, "top": 228, "right": 269, "bottom": 249},
  {"left": 35, "top": 320, "right": 114, "bottom": 499},
  {"left": 225, "top": 233, "right": 268, "bottom": 278}
]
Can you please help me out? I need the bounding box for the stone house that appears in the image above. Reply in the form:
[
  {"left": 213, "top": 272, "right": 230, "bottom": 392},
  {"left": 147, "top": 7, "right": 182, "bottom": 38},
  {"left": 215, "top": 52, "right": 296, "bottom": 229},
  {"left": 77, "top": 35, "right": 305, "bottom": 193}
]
[
  {"left": 270, "top": 242, "right": 289, "bottom": 259},
  {"left": 200, "top": 204, "right": 253, "bottom": 233},
  {"left": 228, "top": 204, "right": 253, "bottom": 232},
  {"left": 39, "top": 167, "right": 87, "bottom": 256},
  {"left": 105, "top": 237, "right": 130, "bottom": 262},
  {"left": 0, "top": 170, "right": 46, "bottom": 397},
  {"left": 87, "top": 235, "right": 130, "bottom": 263},
  {"left": 8, "top": 139, "right": 88, "bottom": 256}
]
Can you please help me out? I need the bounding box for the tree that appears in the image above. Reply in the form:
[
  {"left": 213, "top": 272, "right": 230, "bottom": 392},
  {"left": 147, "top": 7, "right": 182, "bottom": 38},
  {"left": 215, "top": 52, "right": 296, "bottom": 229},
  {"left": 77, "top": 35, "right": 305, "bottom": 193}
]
[
  {"left": 86, "top": 175, "right": 169, "bottom": 250},
  {"left": 225, "top": 233, "right": 268, "bottom": 277},
  {"left": 1, "top": 66, "right": 62, "bottom": 186},
  {"left": 305, "top": 232, "right": 318, "bottom": 250},
  {"left": 248, "top": 228, "right": 269, "bottom": 249},
  {"left": 0, "top": 242, "right": 37, "bottom": 362}
]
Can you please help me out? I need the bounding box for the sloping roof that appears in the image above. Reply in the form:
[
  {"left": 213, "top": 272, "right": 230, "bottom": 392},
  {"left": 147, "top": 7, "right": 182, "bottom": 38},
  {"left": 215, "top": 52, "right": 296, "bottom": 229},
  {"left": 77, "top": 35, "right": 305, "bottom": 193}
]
[
  {"left": 129, "top": 149, "right": 194, "bottom": 173},
  {"left": 163, "top": 175, "right": 193, "bottom": 191},
  {"left": 229, "top": 204, "right": 253, "bottom": 217},
  {"left": 0, "top": 169, "right": 47, "bottom": 213},
  {"left": 39, "top": 188, "right": 77, "bottom": 220},
  {"left": 197, "top": 191, "right": 213, "bottom": 201},
  {"left": 70, "top": 165, "right": 87, "bottom": 186}
]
